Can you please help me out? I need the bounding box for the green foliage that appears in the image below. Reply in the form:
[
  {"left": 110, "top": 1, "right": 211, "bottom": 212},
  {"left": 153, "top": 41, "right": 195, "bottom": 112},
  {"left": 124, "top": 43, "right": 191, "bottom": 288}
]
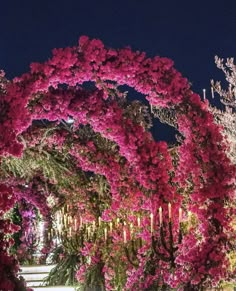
[
  {"left": 76, "top": 262, "right": 106, "bottom": 291},
  {"left": 44, "top": 254, "right": 79, "bottom": 286},
  {"left": 8, "top": 204, "right": 22, "bottom": 255},
  {"left": 1, "top": 148, "right": 76, "bottom": 187}
]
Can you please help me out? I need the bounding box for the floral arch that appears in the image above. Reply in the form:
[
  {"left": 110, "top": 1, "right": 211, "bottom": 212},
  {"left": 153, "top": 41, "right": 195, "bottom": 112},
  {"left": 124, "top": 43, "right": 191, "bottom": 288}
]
[{"left": 0, "top": 36, "right": 235, "bottom": 290}]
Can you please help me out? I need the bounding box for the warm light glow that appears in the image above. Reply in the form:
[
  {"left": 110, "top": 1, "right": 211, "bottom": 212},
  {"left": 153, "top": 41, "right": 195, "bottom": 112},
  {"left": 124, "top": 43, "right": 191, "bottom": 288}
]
[
  {"left": 211, "top": 87, "right": 214, "bottom": 98},
  {"left": 109, "top": 221, "right": 113, "bottom": 233},
  {"left": 116, "top": 217, "right": 120, "bottom": 226},
  {"left": 64, "top": 214, "right": 67, "bottom": 227},
  {"left": 123, "top": 229, "right": 127, "bottom": 243},
  {"left": 130, "top": 223, "right": 133, "bottom": 238},
  {"left": 150, "top": 213, "right": 154, "bottom": 233},
  {"left": 168, "top": 203, "right": 171, "bottom": 221},
  {"left": 92, "top": 220, "right": 96, "bottom": 232},
  {"left": 203, "top": 88, "right": 206, "bottom": 100},
  {"left": 80, "top": 216, "right": 83, "bottom": 228},
  {"left": 104, "top": 227, "right": 107, "bottom": 241},
  {"left": 137, "top": 216, "right": 141, "bottom": 228},
  {"left": 179, "top": 208, "right": 182, "bottom": 223},
  {"left": 159, "top": 207, "right": 163, "bottom": 226},
  {"left": 74, "top": 218, "right": 77, "bottom": 230}
]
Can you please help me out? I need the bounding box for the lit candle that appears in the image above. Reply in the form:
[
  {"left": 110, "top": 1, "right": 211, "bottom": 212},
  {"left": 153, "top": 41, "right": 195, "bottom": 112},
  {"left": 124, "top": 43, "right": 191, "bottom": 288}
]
[
  {"left": 60, "top": 212, "right": 63, "bottom": 225},
  {"left": 137, "top": 216, "right": 141, "bottom": 228},
  {"left": 203, "top": 89, "right": 206, "bottom": 100},
  {"left": 69, "top": 227, "right": 72, "bottom": 237},
  {"left": 178, "top": 208, "right": 182, "bottom": 223},
  {"left": 109, "top": 221, "right": 113, "bottom": 233},
  {"left": 80, "top": 216, "right": 83, "bottom": 228},
  {"left": 116, "top": 217, "right": 120, "bottom": 226},
  {"left": 92, "top": 221, "right": 96, "bottom": 232},
  {"left": 159, "top": 207, "right": 162, "bottom": 226},
  {"left": 58, "top": 224, "right": 62, "bottom": 236},
  {"left": 123, "top": 229, "right": 127, "bottom": 243},
  {"left": 150, "top": 213, "right": 154, "bottom": 234},
  {"left": 168, "top": 203, "right": 172, "bottom": 221},
  {"left": 74, "top": 218, "right": 77, "bottom": 230},
  {"left": 130, "top": 223, "right": 133, "bottom": 238},
  {"left": 104, "top": 227, "right": 107, "bottom": 241},
  {"left": 98, "top": 217, "right": 101, "bottom": 227},
  {"left": 59, "top": 210, "right": 62, "bottom": 223},
  {"left": 64, "top": 214, "right": 67, "bottom": 227},
  {"left": 211, "top": 87, "right": 214, "bottom": 99}
]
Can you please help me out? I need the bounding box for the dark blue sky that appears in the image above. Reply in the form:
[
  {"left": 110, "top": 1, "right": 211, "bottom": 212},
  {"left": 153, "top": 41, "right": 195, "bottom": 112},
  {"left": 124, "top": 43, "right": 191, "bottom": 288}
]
[{"left": 1, "top": 0, "right": 235, "bottom": 141}]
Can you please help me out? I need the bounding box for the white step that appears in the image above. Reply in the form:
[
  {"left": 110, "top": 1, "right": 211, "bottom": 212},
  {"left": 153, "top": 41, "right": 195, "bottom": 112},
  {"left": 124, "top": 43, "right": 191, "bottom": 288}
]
[
  {"left": 26, "top": 281, "right": 45, "bottom": 287},
  {"left": 20, "top": 265, "right": 56, "bottom": 274},
  {"left": 21, "top": 273, "right": 48, "bottom": 281},
  {"left": 32, "top": 287, "right": 75, "bottom": 291},
  {"left": 19, "top": 265, "right": 75, "bottom": 290}
]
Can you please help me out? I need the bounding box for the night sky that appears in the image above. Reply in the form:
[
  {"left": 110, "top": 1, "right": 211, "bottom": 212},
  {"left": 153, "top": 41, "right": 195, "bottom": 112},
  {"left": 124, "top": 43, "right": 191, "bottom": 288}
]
[{"left": 1, "top": 0, "right": 235, "bottom": 141}]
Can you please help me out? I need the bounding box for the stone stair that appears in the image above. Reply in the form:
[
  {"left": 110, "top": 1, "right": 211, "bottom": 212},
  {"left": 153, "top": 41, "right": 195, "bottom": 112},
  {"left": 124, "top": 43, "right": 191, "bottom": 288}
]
[{"left": 19, "top": 265, "right": 75, "bottom": 291}]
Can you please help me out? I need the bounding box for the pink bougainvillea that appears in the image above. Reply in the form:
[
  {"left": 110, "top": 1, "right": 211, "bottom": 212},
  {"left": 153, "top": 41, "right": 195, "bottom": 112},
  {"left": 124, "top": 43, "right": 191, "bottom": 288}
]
[{"left": 0, "top": 36, "right": 235, "bottom": 290}]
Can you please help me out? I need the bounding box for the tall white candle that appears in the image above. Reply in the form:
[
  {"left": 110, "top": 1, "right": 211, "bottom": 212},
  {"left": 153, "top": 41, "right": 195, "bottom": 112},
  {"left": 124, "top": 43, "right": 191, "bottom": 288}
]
[
  {"left": 159, "top": 207, "right": 163, "bottom": 226},
  {"left": 64, "top": 214, "right": 67, "bottom": 227},
  {"left": 137, "top": 216, "right": 141, "bottom": 228},
  {"left": 104, "top": 227, "right": 107, "bottom": 241},
  {"left": 74, "top": 218, "right": 77, "bottom": 230},
  {"left": 109, "top": 221, "right": 113, "bottom": 233},
  {"left": 92, "top": 221, "right": 96, "bottom": 232},
  {"left": 116, "top": 218, "right": 120, "bottom": 226},
  {"left": 211, "top": 87, "right": 214, "bottom": 99},
  {"left": 150, "top": 213, "right": 154, "bottom": 234},
  {"left": 123, "top": 229, "right": 127, "bottom": 243},
  {"left": 178, "top": 208, "right": 182, "bottom": 223},
  {"left": 203, "top": 89, "right": 206, "bottom": 100},
  {"left": 168, "top": 203, "right": 172, "bottom": 221},
  {"left": 130, "top": 223, "right": 133, "bottom": 238}
]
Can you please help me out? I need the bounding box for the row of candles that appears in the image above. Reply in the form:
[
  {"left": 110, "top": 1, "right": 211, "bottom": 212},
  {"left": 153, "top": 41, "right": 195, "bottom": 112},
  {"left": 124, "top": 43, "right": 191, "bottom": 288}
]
[
  {"left": 51, "top": 203, "right": 190, "bottom": 244},
  {"left": 203, "top": 84, "right": 234, "bottom": 100},
  {"left": 151, "top": 87, "right": 216, "bottom": 113},
  {"left": 202, "top": 87, "right": 215, "bottom": 100}
]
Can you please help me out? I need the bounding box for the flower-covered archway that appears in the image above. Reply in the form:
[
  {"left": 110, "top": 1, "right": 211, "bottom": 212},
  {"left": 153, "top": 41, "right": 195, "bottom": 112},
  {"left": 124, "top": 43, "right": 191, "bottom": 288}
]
[{"left": 0, "top": 36, "right": 235, "bottom": 290}]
